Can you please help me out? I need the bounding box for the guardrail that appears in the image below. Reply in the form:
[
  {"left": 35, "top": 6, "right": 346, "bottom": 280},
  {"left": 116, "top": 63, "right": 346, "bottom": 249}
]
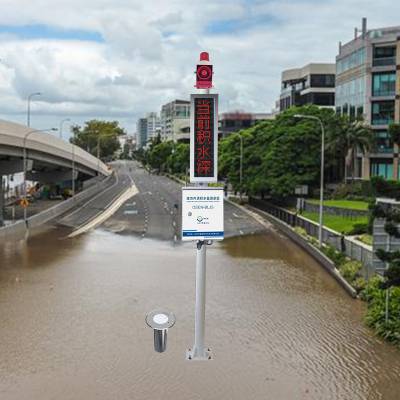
[{"left": 249, "top": 197, "right": 374, "bottom": 276}]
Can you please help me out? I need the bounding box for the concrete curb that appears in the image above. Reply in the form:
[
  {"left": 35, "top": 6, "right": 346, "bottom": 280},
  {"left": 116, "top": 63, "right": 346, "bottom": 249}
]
[{"left": 68, "top": 184, "right": 139, "bottom": 237}]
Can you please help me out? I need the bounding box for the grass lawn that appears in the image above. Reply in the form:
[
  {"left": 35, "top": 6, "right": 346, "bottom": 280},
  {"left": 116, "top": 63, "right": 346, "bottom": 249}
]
[
  {"left": 301, "top": 211, "right": 368, "bottom": 234},
  {"left": 356, "top": 234, "right": 373, "bottom": 246},
  {"left": 307, "top": 199, "right": 369, "bottom": 211}
]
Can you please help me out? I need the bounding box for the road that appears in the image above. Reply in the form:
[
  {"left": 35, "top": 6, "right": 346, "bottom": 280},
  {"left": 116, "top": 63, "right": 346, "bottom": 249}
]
[
  {"left": 1, "top": 160, "right": 400, "bottom": 400},
  {"left": 101, "top": 160, "right": 265, "bottom": 240}
]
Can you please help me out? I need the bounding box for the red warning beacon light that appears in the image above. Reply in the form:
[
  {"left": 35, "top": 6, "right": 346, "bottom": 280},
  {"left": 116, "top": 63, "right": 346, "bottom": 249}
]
[{"left": 196, "top": 52, "right": 213, "bottom": 89}]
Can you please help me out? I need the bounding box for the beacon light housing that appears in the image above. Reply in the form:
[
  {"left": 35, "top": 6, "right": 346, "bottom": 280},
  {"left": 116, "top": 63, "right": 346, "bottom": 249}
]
[{"left": 145, "top": 310, "right": 176, "bottom": 353}]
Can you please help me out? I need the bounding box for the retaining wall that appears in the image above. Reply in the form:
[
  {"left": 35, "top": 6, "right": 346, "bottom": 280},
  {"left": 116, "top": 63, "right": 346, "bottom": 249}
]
[
  {"left": 249, "top": 197, "right": 374, "bottom": 277},
  {"left": 304, "top": 201, "right": 368, "bottom": 218},
  {"left": 247, "top": 203, "right": 357, "bottom": 298},
  {"left": 0, "top": 174, "right": 115, "bottom": 240}
]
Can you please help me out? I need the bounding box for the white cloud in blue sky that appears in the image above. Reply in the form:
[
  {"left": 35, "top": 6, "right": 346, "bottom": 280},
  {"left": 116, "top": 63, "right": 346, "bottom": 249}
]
[{"left": 0, "top": 0, "right": 399, "bottom": 135}]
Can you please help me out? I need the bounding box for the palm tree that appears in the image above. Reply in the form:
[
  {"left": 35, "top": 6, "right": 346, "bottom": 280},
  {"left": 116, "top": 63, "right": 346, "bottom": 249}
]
[
  {"left": 343, "top": 120, "right": 374, "bottom": 182},
  {"left": 327, "top": 117, "right": 374, "bottom": 182}
]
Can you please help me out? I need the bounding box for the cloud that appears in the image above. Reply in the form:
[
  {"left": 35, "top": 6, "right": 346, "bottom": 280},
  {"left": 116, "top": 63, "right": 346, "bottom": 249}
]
[{"left": 0, "top": 0, "right": 399, "bottom": 133}]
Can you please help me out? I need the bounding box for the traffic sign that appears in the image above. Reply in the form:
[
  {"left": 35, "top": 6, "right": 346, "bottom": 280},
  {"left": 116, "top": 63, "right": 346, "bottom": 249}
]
[
  {"left": 190, "top": 93, "right": 218, "bottom": 183},
  {"left": 20, "top": 198, "right": 29, "bottom": 208},
  {"left": 181, "top": 187, "right": 224, "bottom": 241}
]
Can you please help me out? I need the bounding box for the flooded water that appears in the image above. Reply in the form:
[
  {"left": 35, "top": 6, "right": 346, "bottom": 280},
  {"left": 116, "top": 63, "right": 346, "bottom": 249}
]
[{"left": 0, "top": 227, "right": 399, "bottom": 399}]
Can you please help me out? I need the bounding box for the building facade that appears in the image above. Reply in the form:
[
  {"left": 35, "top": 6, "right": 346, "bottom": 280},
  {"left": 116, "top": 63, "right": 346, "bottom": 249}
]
[
  {"left": 136, "top": 118, "right": 148, "bottom": 149},
  {"left": 136, "top": 112, "right": 161, "bottom": 149},
  {"left": 146, "top": 112, "right": 161, "bottom": 142},
  {"left": 336, "top": 18, "right": 400, "bottom": 180},
  {"left": 219, "top": 112, "right": 274, "bottom": 138},
  {"left": 160, "top": 100, "right": 190, "bottom": 142},
  {"left": 280, "top": 63, "right": 336, "bottom": 112}
]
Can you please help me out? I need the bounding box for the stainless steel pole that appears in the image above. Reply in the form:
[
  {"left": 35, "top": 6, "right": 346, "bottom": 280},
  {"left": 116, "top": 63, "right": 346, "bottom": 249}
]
[
  {"left": 318, "top": 119, "right": 325, "bottom": 247},
  {"left": 189, "top": 87, "right": 210, "bottom": 360},
  {"left": 192, "top": 240, "right": 207, "bottom": 358}
]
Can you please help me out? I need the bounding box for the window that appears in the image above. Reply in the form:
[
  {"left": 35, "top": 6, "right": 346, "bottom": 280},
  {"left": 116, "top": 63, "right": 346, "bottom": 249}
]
[
  {"left": 302, "top": 92, "right": 334, "bottom": 106},
  {"left": 372, "top": 101, "right": 395, "bottom": 125},
  {"left": 372, "top": 73, "right": 396, "bottom": 96},
  {"left": 374, "top": 131, "right": 393, "bottom": 153},
  {"left": 373, "top": 46, "right": 396, "bottom": 66},
  {"left": 371, "top": 160, "right": 393, "bottom": 179},
  {"left": 349, "top": 105, "right": 356, "bottom": 120},
  {"left": 337, "top": 47, "right": 366, "bottom": 74},
  {"left": 335, "top": 76, "right": 365, "bottom": 115},
  {"left": 310, "top": 74, "right": 335, "bottom": 88}
]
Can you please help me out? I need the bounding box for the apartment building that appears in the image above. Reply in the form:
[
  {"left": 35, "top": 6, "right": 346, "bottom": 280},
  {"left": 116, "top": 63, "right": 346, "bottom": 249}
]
[
  {"left": 136, "top": 118, "right": 148, "bottom": 149},
  {"left": 279, "top": 63, "right": 336, "bottom": 112},
  {"left": 336, "top": 18, "right": 400, "bottom": 180},
  {"left": 146, "top": 112, "right": 161, "bottom": 142},
  {"left": 136, "top": 112, "right": 161, "bottom": 149},
  {"left": 160, "top": 100, "right": 190, "bottom": 142}
]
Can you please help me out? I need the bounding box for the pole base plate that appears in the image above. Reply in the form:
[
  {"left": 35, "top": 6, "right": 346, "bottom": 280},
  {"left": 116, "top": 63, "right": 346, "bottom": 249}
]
[{"left": 186, "top": 347, "right": 212, "bottom": 361}]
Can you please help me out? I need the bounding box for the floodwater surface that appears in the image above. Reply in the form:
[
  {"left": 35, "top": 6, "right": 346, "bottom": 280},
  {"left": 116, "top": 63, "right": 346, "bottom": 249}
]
[{"left": 0, "top": 227, "right": 399, "bottom": 400}]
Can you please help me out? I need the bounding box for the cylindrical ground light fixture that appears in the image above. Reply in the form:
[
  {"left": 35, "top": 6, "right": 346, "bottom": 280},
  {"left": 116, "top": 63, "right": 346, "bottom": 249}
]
[{"left": 146, "top": 310, "right": 176, "bottom": 353}]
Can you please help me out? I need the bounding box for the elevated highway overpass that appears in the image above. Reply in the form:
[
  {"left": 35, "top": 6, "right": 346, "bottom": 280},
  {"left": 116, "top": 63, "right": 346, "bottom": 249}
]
[
  {"left": 0, "top": 119, "right": 110, "bottom": 180},
  {"left": 0, "top": 119, "right": 111, "bottom": 224}
]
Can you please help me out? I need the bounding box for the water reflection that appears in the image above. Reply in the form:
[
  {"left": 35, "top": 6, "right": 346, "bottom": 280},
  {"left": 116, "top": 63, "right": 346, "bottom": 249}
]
[{"left": 0, "top": 228, "right": 399, "bottom": 400}]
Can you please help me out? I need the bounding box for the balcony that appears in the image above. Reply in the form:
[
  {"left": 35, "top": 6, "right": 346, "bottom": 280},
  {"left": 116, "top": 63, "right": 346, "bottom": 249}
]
[
  {"left": 375, "top": 145, "right": 393, "bottom": 154},
  {"left": 372, "top": 89, "right": 395, "bottom": 97},
  {"left": 372, "top": 118, "right": 394, "bottom": 126},
  {"left": 373, "top": 57, "right": 396, "bottom": 67}
]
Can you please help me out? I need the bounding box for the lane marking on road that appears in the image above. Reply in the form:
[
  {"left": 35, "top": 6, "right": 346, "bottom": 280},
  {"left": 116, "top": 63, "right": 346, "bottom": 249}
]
[
  {"left": 68, "top": 185, "right": 139, "bottom": 238},
  {"left": 233, "top": 212, "right": 244, "bottom": 219},
  {"left": 124, "top": 210, "right": 138, "bottom": 215},
  {"left": 60, "top": 173, "right": 119, "bottom": 221}
]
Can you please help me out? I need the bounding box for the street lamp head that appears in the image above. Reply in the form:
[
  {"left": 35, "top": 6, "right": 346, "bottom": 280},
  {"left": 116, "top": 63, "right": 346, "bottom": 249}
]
[
  {"left": 293, "top": 114, "right": 303, "bottom": 118},
  {"left": 50, "top": 128, "right": 58, "bottom": 131}
]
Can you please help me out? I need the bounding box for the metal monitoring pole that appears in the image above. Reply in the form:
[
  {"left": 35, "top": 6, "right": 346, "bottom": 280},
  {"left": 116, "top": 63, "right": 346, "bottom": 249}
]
[
  {"left": 191, "top": 239, "right": 208, "bottom": 359},
  {"left": 185, "top": 52, "right": 221, "bottom": 361}
]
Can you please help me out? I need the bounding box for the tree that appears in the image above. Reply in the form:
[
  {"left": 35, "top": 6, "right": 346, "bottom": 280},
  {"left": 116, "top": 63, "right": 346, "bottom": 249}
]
[
  {"left": 147, "top": 141, "right": 174, "bottom": 172},
  {"left": 389, "top": 123, "right": 400, "bottom": 146},
  {"left": 70, "top": 120, "right": 125, "bottom": 160},
  {"left": 218, "top": 105, "right": 341, "bottom": 200},
  {"left": 167, "top": 143, "right": 189, "bottom": 175},
  {"left": 327, "top": 118, "right": 374, "bottom": 183}
]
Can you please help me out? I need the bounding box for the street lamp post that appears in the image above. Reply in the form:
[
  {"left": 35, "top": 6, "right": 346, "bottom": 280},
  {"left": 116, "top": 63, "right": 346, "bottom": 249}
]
[
  {"left": 59, "top": 118, "right": 71, "bottom": 140},
  {"left": 239, "top": 133, "right": 243, "bottom": 202},
  {"left": 294, "top": 114, "right": 325, "bottom": 247},
  {"left": 71, "top": 124, "right": 77, "bottom": 196},
  {"left": 23, "top": 128, "right": 57, "bottom": 223},
  {"left": 27, "top": 92, "right": 42, "bottom": 127}
]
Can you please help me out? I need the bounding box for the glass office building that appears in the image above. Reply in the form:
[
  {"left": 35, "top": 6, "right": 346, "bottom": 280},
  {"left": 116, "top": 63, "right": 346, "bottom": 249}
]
[{"left": 335, "top": 18, "right": 400, "bottom": 180}]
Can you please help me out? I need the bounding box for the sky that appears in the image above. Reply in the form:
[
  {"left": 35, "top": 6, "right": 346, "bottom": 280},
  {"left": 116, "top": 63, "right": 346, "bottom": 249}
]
[{"left": 0, "top": 0, "right": 399, "bottom": 138}]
